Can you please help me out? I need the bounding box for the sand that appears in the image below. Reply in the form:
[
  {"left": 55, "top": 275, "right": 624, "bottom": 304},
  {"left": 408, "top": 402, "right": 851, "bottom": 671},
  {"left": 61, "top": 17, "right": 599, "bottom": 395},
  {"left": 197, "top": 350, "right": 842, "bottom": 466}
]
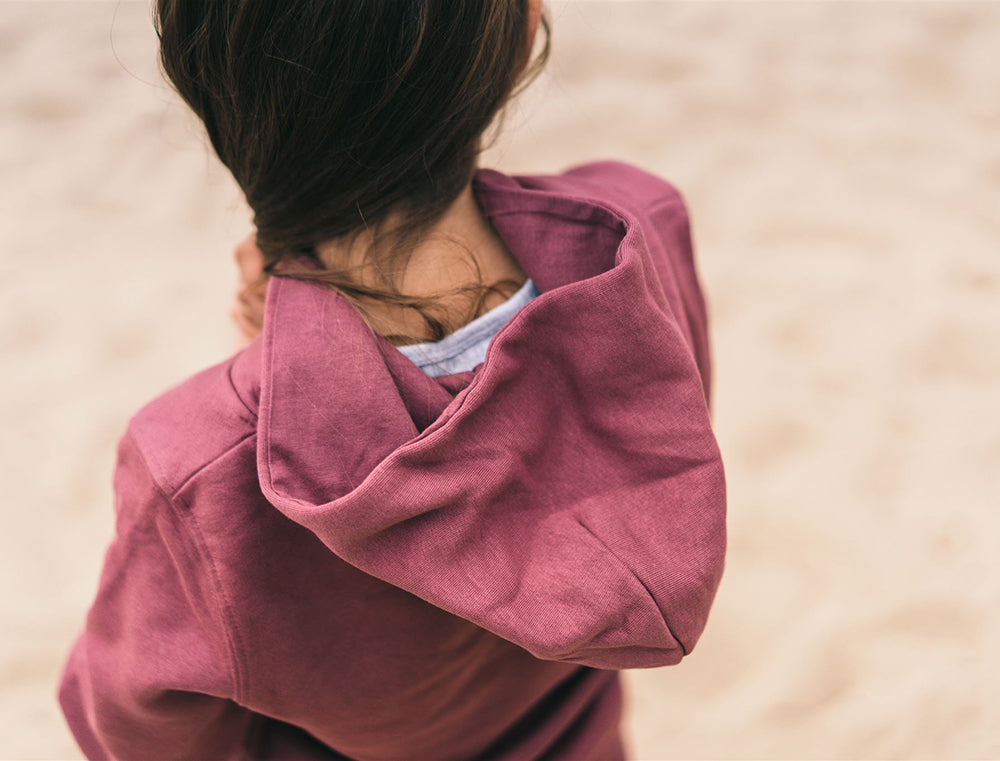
[{"left": 2, "top": 2, "right": 998, "bottom": 758}]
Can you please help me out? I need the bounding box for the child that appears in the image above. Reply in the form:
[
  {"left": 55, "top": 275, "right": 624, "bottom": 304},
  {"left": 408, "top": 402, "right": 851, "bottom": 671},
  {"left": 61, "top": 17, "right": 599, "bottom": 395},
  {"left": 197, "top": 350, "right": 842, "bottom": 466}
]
[{"left": 57, "top": 2, "right": 727, "bottom": 759}]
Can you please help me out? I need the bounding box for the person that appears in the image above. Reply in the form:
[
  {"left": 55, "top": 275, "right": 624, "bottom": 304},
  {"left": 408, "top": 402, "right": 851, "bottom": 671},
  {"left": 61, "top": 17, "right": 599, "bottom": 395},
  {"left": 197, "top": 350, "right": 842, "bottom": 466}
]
[{"left": 56, "top": 2, "right": 728, "bottom": 759}]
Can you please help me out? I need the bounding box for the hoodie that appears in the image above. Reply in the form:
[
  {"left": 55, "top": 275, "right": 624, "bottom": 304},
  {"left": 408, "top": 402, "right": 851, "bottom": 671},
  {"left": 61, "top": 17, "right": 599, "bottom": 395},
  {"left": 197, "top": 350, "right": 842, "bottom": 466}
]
[{"left": 57, "top": 160, "right": 727, "bottom": 761}]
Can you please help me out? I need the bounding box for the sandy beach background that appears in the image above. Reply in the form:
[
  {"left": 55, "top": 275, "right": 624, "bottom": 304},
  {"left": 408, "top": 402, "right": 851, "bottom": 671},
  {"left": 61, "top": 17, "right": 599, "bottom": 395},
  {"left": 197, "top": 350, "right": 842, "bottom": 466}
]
[{"left": 2, "top": 1, "right": 998, "bottom": 758}]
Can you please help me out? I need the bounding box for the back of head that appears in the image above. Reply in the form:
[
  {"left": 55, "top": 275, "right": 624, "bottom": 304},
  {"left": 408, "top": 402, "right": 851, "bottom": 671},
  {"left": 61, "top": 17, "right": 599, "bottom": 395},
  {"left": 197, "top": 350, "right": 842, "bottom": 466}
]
[{"left": 155, "top": 1, "right": 550, "bottom": 342}]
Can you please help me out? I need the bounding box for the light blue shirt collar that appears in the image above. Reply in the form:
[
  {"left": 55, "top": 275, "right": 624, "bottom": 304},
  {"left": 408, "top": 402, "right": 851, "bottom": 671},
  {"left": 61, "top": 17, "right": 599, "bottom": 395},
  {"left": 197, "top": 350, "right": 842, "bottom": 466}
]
[{"left": 396, "top": 277, "right": 539, "bottom": 377}]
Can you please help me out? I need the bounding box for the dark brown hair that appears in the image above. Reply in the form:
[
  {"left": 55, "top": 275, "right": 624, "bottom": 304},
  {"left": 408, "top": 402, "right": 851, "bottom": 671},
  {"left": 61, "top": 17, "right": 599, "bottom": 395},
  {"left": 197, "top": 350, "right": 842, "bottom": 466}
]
[{"left": 154, "top": 1, "right": 551, "bottom": 344}]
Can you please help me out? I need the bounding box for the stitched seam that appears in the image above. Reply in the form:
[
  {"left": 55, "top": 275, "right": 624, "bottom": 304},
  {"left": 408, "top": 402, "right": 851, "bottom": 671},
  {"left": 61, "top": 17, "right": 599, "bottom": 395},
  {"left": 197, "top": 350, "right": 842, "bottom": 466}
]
[
  {"left": 172, "top": 431, "right": 256, "bottom": 496},
  {"left": 127, "top": 431, "right": 249, "bottom": 704},
  {"left": 226, "top": 359, "right": 258, "bottom": 422},
  {"left": 173, "top": 487, "right": 252, "bottom": 705},
  {"left": 263, "top": 280, "right": 282, "bottom": 503}
]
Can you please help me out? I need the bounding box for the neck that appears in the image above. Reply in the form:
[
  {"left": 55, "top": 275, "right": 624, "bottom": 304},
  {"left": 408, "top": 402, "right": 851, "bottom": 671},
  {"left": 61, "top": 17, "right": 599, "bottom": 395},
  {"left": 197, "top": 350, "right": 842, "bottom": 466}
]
[{"left": 315, "top": 179, "right": 528, "bottom": 345}]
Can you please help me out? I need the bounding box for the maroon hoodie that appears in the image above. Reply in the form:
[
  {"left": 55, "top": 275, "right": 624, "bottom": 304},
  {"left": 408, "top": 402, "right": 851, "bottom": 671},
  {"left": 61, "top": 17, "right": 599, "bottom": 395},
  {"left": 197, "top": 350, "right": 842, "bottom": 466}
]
[{"left": 57, "top": 160, "right": 727, "bottom": 761}]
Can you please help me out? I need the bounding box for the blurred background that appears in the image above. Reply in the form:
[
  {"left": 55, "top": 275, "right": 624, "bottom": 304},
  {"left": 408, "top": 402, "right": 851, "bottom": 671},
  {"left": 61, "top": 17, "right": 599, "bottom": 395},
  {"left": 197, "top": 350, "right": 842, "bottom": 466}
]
[{"left": 2, "top": 1, "right": 998, "bottom": 758}]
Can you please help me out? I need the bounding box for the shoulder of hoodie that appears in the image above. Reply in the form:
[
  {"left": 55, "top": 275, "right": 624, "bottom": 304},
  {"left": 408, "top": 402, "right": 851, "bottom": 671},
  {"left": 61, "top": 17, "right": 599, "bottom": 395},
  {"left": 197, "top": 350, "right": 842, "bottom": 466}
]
[
  {"left": 544, "top": 159, "right": 691, "bottom": 228},
  {"left": 122, "top": 337, "right": 262, "bottom": 499},
  {"left": 558, "top": 159, "right": 702, "bottom": 290}
]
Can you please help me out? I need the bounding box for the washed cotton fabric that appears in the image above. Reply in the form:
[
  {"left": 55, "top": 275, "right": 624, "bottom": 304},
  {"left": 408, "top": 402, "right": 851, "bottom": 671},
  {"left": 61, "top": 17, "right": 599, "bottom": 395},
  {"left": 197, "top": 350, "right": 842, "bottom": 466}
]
[{"left": 57, "top": 161, "right": 727, "bottom": 761}]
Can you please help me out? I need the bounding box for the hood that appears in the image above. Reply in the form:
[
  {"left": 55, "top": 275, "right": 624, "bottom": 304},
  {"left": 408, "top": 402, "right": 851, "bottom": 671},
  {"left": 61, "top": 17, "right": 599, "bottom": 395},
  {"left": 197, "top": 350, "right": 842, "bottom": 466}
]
[{"left": 256, "top": 163, "right": 726, "bottom": 669}]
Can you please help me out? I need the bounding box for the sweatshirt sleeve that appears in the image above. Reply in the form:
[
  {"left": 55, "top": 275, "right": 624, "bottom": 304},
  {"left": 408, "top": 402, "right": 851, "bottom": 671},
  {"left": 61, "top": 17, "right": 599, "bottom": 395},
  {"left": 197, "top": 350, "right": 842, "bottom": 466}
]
[{"left": 57, "top": 431, "right": 255, "bottom": 760}]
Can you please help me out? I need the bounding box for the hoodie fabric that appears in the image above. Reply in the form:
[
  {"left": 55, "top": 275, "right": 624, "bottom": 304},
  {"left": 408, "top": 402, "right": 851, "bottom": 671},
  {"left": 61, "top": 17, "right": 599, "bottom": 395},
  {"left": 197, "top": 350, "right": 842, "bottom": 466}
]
[{"left": 57, "top": 160, "right": 727, "bottom": 761}]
